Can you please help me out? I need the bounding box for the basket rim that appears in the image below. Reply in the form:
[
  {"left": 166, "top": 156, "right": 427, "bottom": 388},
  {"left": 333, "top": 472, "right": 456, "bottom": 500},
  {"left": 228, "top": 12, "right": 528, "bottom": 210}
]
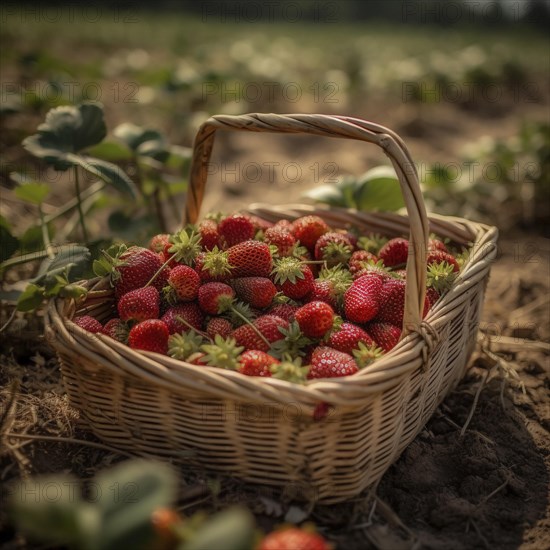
[{"left": 46, "top": 206, "right": 498, "bottom": 410}]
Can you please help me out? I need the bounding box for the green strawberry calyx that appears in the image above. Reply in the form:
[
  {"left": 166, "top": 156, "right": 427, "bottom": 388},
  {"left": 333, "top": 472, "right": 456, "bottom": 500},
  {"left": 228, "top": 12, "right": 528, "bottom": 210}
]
[
  {"left": 200, "top": 335, "right": 244, "bottom": 370},
  {"left": 271, "top": 257, "right": 305, "bottom": 285}
]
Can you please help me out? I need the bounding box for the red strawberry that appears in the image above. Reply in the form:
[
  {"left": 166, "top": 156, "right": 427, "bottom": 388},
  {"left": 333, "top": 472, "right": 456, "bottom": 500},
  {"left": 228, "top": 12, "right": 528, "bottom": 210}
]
[
  {"left": 376, "top": 278, "right": 406, "bottom": 326},
  {"left": 349, "top": 250, "right": 378, "bottom": 275},
  {"left": 218, "top": 214, "right": 255, "bottom": 248},
  {"left": 102, "top": 318, "right": 129, "bottom": 342},
  {"left": 198, "top": 219, "right": 220, "bottom": 250},
  {"left": 291, "top": 215, "right": 330, "bottom": 251},
  {"left": 309, "top": 280, "right": 338, "bottom": 309},
  {"left": 307, "top": 346, "right": 358, "bottom": 379},
  {"left": 161, "top": 303, "right": 204, "bottom": 334},
  {"left": 206, "top": 317, "right": 233, "bottom": 339},
  {"left": 268, "top": 303, "right": 299, "bottom": 322},
  {"left": 118, "top": 286, "right": 160, "bottom": 322},
  {"left": 114, "top": 247, "right": 168, "bottom": 299},
  {"left": 327, "top": 322, "right": 374, "bottom": 354},
  {"left": 73, "top": 315, "right": 103, "bottom": 333},
  {"left": 264, "top": 225, "right": 296, "bottom": 257},
  {"left": 247, "top": 214, "right": 274, "bottom": 232},
  {"left": 198, "top": 282, "right": 235, "bottom": 315},
  {"left": 425, "top": 287, "right": 440, "bottom": 314},
  {"left": 272, "top": 257, "right": 314, "bottom": 300},
  {"left": 343, "top": 273, "right": 383, "bottom": 323},
  {"left": 379, "top": 238, "right": 409, "bottom": 267},
  {"left": 427, "top": 250, "right": 460, "bottom": 272},
  {"left": 166, "top": 265, "right": 200, "bottom": 302},
  {"left": 367, "top": 321, "right": 401, "bottom": 352},
  {"left": 128, "top": 319, "right": 169, "bottom": 354},
  {"left": 148, "top": 233, "right": 171, "bottom": 253},
  {"left": 314, "top": 232, "right": 353, "bottom": 266},
  {"left": 258, "top": 528, "right": 330, "bottom": 550},
  {"left": 227, "top": 240, "right": 273, "bottom": 278},
  {"left": 238, "top": 350, "right": 280, "bottom": 377},
  {"left": 428, "top": 238, "right": 448, "bottom": 253},
  {"left": 295, "top": 301, "right": 335, "bottom": 338},
  {"left": 232, "top": 315, "right": 288, "bottom": 352},
  {"left": 231, "top": 277, "right": 277, "bottom": 309}
]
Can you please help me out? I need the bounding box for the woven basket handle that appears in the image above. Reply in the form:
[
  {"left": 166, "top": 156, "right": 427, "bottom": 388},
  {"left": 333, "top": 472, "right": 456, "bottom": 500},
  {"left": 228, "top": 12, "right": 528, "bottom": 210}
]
[{"left": 186, "top": 113, "right": 430, "bottom": 334}]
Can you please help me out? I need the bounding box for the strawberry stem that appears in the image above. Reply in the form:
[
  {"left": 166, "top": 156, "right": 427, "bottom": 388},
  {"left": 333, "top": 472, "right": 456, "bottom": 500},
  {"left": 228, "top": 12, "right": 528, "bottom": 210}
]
[
  {"left": 145, "top": 255, "right": 173, "bottom": 288},
  {"left": 175, "top": 315, "right": 211, "bottom": 341},
  {"left": 230, "top": 307, "right": 271, "bottom": 349}
]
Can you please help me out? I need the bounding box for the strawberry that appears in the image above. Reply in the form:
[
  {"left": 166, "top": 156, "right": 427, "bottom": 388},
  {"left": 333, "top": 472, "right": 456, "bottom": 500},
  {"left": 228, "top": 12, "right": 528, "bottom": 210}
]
[
  {"left": 206, "top": 317, "right": 233, "bottom": 340},
  {"left": 314, "top": 232, "right": 353, "bottom": 267},
  {"left": 198, "top": 219, "right": 220, "bottom": 250},
  {"left": 198, "top": 282, "right": 235, "bottom": 315},
  {"left": 427, "top": 250, "right": 460, "bottom": 272},
  {"left": 118, "top": 286, "right": 160, "bottom": 322},
  {"left": 227, "top": 240, "right": 273, "bottom": 278},
  {"left": 291, "top": 215, "right": 330, "bottom": 251},
  {"left": 218, "top": 213, "right": 255, "bottom": 248},
  {"left": 343, "top": 273, "right": 383, "bottom": 323},
  {"left": 73, "top": 315, "right": 103, "bottom": 333},
  {"left": 194, "top": 248, "right": 233, "bottom": 282},
  {"left": 353, "top": 341, "right": 385, "bottom": 368},
  {"left": 128, "top": 319, "right": 169, "bottom": 354},
  {"left": 367, "top": 321, "right": 401, "bottom": 352},
  {"left": 238, "top": 350, "right": 280, "bottom": 377},
  {"left": 200, "top": 335, "right": 244, "bottom": 370},
  {"left": 167, "top": 331, "right": 204, "bottom": 360},
  {"left": 295, "top": 301, "right": 335, "bottom": 338},
  {"left": 247, "top": 214, "right": 274, "bottom": 232},
  {"left": 165, "top": 265, "right": 200, "bottom": 303},
  {"left": 161, "top": 303, "right": 204, "bottom": 334},
  {"left": 232, "top": 314, "right": 288, "bottom": 352},
  {"left": 425, "top": 287, "right": 440, "bottom": 314},
  {"left": 264, "top": 226, "right": 296, "bottom": 257},
  {"left": 268, "top": 303, "right": 299, "bottom": 322},
  {"left": 376, "top": 278, "right": 406, "bottom": 326},
  {"left": 112, "top": 247, "right": 168, "bottom": 299},
  {"left": 307, "top": 346, "right": 358, "bottom": 379},
  {"left": 428, "top": 238, "right": 448, "bottom": 253},
  {"left": 379, "top": 237, "right": 409, "bottom": 267},
  {"left": 327, "top": 322, "right": 374, "bottom": 354},
  {"left": 309, "top": 280, "right": 338, "bottom": 309},
  {"left": 351, "top": 259, "right": 393, "bottom": 281},
  {"left": 148, "top": 233, "right": 171, "bottom": 253},
  {"left": 231, "top": 277, "right": 277, "bottom": 309},
  {"left": 349, "top": 250, "right": 378, "bottom": 275},
  {"left": 258, "top": 528, "right": 330, "bottom": 550},
  {"left": 271, "top": 257, "right": 314, "bottom": 300},
  {"left": 274, "top": 219, "right": 293, "bottom": 230},
  {"left": 102, "top": 318, "right": 129, "bottom": 343}
]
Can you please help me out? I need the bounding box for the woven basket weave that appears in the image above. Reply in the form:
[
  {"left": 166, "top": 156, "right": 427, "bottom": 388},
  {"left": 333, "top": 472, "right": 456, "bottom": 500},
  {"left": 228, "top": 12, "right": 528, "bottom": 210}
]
[{"left": 46, "top": 114, "right": 498, "bottom": 504}]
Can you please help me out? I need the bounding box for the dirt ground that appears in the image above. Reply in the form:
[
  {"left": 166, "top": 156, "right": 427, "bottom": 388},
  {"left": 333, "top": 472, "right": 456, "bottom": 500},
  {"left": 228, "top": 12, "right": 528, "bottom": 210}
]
[{"left": 1, "top": 82, "right": 549, "bottom": 550}]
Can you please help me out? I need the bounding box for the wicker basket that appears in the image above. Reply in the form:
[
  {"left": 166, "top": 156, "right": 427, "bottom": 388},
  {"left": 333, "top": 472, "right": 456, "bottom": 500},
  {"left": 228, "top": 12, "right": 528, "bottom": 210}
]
[{"left": 46, "top": 114, "right": 498, "bottom": 504}]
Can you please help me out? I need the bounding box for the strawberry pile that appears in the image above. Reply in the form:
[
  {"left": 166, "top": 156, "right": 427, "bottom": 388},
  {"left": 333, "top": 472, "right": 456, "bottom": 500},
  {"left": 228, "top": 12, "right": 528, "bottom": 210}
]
[{"left": 74, "top": 213, "right": 462, "bottom": 382}]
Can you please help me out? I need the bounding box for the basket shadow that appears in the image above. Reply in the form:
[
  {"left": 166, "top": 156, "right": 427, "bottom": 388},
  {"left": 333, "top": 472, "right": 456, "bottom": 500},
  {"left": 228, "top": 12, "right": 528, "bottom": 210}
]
[{"left": 374, "top": 375, "right": 548, "bottom": 550}]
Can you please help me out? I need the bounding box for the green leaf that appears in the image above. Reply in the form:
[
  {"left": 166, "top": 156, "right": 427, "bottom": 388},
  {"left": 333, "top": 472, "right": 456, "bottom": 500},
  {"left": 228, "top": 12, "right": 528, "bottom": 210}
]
[
  {"left": 114, "top": 123, "right": 170, "bottom": 162},
  {"left": 20, "top": 224, "right": 55, "bottom": 253},
  {"left": 34, "top": 245, "right": 91, "bottom": 282},
  {"left": 16, "top": 283, "right": 44, "bottom": 311},
  {"left": 91, "top": 459, "right": 177, "bottom": 550},
  {"left": 86, "top": 140, "right": 133, "bottom": 162},
  {"left": 108, "top": 211, "right": 157, "bottom": 241},
  {"left": 14, "top": 183, "right": 51, "bottom": 205},
  {"left": 0, "top": 216, "right": 19, "bottom": 263},
  {"left": 71, "top": 156, "right": 138, "bottom": 198},
  {"left": 180, "top": 507, "right": 256, "bottom": 550},
  {"left": 22, "top": 103, "right": 107, "bottom": 170},
  {"left": 353, "top": 166, "right": 405, "bottom": 212},
  {"left": 10, "top": 474, "right": 99, "bottom": 545}
]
